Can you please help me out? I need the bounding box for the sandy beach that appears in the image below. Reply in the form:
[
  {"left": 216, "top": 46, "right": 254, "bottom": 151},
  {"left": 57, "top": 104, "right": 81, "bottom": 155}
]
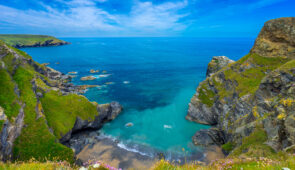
[{"left": 77, "top": 137, "right": 157, "bottom": 169}]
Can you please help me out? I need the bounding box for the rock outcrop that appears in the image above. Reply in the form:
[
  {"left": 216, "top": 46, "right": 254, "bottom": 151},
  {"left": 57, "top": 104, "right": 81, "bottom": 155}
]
[
  {"left": 187, "top": 17, "right": 295, "bottom": 154},
  {"left": 206, "top": 56, "right": 234, "bottom": 77},
  {"left": 60, "top": 102, "right": 122, "bottom": 143}
]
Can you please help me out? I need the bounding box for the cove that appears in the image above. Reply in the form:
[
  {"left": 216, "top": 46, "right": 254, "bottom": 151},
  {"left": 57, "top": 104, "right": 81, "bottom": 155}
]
[{"left": 22, "top": 37, "right": 254, "bottom": 159}]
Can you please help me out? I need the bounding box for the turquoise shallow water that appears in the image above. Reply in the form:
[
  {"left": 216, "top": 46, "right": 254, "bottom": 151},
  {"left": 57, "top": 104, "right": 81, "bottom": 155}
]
[{"left": 23, "top": 37, "right": 254, "bottom": 159}]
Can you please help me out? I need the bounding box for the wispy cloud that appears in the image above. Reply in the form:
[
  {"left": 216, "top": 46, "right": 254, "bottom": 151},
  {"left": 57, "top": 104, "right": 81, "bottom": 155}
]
[{"left": 0, "top": 0, "right": 189, "bottom": 36}]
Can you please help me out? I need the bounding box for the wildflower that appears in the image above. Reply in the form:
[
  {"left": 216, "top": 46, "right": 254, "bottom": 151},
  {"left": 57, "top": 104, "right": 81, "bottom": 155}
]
[
  {"left": 79, "top": 167, "right": 88, "bottom": 170},
  {"left": 92, "top": 163, "right": 100, "bottom": 168},
  {"left": 282, "top": 168, "right": 290, "bottom": 170}
]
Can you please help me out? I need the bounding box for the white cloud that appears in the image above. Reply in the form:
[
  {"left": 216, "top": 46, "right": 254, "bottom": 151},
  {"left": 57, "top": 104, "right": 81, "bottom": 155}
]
[{"left": 0, "top": 0, "right": 189, "bottom": 36}]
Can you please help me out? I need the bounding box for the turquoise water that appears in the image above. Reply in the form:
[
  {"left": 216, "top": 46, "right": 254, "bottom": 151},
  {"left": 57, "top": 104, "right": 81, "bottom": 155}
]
[{"left": 23, "top": 37, "right": 254, "bottom": 159}]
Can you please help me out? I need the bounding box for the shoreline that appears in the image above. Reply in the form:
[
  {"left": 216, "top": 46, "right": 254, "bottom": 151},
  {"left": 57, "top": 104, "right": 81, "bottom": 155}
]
[{"left": 74, "top": 131, "right": 225, "bottom": 169}]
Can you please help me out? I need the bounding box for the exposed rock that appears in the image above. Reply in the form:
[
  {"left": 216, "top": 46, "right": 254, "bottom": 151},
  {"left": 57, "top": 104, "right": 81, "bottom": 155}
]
[
  {"left": 251, "top": 17, "right": 295, "bottom": 59},
  {"left": 90, "top": 69, "right": 99, "bottom": 73},
  {"left": 206, "top": 56, "right": 234, "bottom": 77},
  {"left": 187, "top": 17, "right": 295, "bottom": 152},
  {"left": 80, "top": 76, "right": 96, "bottom": 81},
  {"left": 0, "top": 104, "right": 25, "bottom": 161},
  {"left": 60, "top": 102, "right": 122, "bottom": 143},
  {"left": 192, "top": 128, "right": 226, "bottom": 147}
]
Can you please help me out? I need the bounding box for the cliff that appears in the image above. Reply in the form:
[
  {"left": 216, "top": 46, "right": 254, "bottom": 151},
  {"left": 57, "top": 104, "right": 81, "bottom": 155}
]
[
  {"left": 0, "top": 40, "right": 122, "bottom": 162},
  {"left": 187, "top": 17, "right": 295, "bottom": 156},
  {"left": 0, "top": 34, "right": 69, "bottom": 48}
]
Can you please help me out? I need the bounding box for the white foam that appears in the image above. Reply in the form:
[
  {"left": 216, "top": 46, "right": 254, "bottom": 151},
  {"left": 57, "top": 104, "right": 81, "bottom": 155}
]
[
  {"left": 123, "top": 81, "right": 130, "bottom": 84},
  {"left": 98, "top": 74, "right": 111, "bottom": 78},
  {"left": 164, "top": 125, "right": 172, "bottom": 129},
  {"left": 117, "top": 142, "right": 153, "bottom": 157}
]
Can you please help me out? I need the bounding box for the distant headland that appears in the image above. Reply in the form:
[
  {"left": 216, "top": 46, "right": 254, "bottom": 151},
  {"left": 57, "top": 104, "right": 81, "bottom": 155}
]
[{"left": 0, "top": 34, "right": 70, "bottom": 48}]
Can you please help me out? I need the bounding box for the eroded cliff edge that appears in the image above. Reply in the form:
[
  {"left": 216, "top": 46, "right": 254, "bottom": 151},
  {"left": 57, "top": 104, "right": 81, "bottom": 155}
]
[
  {"left": 0, "top": 40, "right": 122, "bottom": 162},
  {"left": 187, "top": 17, "right": 295, "bottom": 155}
]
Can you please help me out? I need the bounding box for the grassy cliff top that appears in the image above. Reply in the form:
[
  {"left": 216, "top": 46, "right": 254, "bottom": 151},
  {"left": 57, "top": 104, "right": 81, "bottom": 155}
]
[{"left": 0, "top": 34, "right": 69, "bottom": 48}]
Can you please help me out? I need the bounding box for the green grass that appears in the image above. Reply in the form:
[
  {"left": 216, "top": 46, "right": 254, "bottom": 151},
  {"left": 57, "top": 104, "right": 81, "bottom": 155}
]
[
  {"left": 222, "top": 142, "right": 235, "bottom": 153},
  {"left": 40, "top": 91, "right": 98, "bottom": 139},
  {"left": 0, "top": 69, "right": 20, "bottom": 121},
  {"left": 209, "top": 53, "right": 290, "bottom": 101},
  {"left": 12, "top": 67, "right": 74, "bottom": 163},
  {"left": 197, "top": 81, "right": 215, "bottom": 107},
  {"left": 230, "top": 126, "right": 275, "bottom": 157},
  {"left": 0, "top": 34, "right": 67, "bottom": 47}
]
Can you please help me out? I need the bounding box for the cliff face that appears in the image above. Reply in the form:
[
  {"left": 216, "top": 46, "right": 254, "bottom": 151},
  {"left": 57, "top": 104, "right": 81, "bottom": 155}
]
[
  {"left": 0, "top": 41, "right": 122, "bottom": 162},
  {"left": 187, "top": 17, "right": 295, "bottom": 155}
]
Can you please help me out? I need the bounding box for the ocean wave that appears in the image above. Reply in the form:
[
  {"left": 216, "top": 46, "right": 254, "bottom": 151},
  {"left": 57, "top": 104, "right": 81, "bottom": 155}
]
[{"left": 117, "top": 142, "right": 153, "bottom": 157}]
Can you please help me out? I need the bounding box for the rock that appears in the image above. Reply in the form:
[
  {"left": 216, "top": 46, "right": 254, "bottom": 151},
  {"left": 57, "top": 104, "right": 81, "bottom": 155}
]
[
  {"left": 68, "top": 71, "right": 78, "bottom": 74},
  {"left": 206, "top": 56, "right": 234, "bottom": 77},
  {"left": 61, "top": 102, "right": 122, "bottom": 143},
  {"left": 187, "top": 17, "right": 295, "bottom": 151},
  {"left": 77, "top": 85, "right": 99, "bottom": 93},
  {"left": 90, "top": 69, "right": 99, "bottom": 73},
  {"left": 42, "top": 63, "right": 50, "bottom": 66},
  {"left": 0, "top": 104, "right": 25, "bottom": 161},
  {"left": 251, "top": 17, "right": 295, "bottom": 59},
  {"left": 192, "top": 129, "right": 226, "bottom": 147},
  {"left": 125, "top": 122, "right": 133, "bottom": 127},
  {"left": 105, "top": 82, "right": 114, "bottom": 85},
  {"left": 80, "top": 76, "right": 96, "bottom": 81},
  {"left": 96, "top": 102, "right": 123, "bottom": 123}
]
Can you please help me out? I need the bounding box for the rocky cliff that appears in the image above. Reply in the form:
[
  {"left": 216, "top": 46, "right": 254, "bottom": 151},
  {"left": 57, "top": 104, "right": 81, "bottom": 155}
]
[
  {"left": 187, "top": 17, "right": 295, "bottom": 156},
  {"left": 0, "top": 40, "right": 122, "bottom": 162}
]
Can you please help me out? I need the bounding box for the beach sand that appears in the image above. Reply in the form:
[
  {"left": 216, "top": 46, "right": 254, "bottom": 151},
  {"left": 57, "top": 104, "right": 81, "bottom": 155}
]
[
  {"left": 76, "top": 135, "right": 224, "bottom": 170},
  {"left": 77, "top": 137, "right": 156, "bottom": 170}
]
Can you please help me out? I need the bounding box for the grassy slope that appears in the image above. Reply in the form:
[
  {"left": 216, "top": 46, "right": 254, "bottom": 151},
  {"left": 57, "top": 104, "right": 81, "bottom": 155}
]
[
  {"left": 0, "top": 34, "right": 67, "bottom": 47},
  {"left": 0, "top": 41, "right": 99, "bottom": 162}
]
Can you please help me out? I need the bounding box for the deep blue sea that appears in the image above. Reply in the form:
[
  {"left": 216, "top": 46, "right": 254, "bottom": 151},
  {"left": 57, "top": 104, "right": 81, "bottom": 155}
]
[{"left": 23, "top": 37, "right": 254, "bottom": 159}]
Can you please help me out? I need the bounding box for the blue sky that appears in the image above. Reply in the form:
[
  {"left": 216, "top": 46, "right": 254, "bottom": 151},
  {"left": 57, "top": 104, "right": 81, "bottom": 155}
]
[{"left": 0, "top": 0, "right": 294, "bottom": 37}]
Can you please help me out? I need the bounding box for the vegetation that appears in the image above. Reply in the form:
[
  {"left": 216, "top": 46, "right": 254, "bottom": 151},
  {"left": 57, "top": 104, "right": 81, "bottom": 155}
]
[
  {"left": 41, "top": 91, "right": 98, "bottom": 139},
  {"left": 0, "top": 40, "right": 99, "bottom": 163},
  {"left": 0, "top": 34, "right": 68, "bottom": 48},
  {"left": 12, "top": 67, "right": 74, "bottom": 163},
  {"left": 197, "top": 82, "right": 215, "bottom": 107},
  {"left": 152, "top": 155, "right": 295, "bottom": 170}
]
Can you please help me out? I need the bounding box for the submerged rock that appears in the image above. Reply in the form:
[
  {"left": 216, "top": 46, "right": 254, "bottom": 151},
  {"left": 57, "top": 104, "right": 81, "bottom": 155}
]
[
  {"left": 125, "top": 122, "right": 133, "bottom": 127},
  {"left": 90, "top": 69, "right": 99, "bottom": 73},
  {"left": 80, "top": 76, "right": 96, "bottom": 81}
]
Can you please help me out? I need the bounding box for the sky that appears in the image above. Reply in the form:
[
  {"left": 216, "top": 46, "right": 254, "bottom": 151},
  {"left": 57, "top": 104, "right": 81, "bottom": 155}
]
[{"left": 0, "top": 0, "right": 294, "bottom": 37}]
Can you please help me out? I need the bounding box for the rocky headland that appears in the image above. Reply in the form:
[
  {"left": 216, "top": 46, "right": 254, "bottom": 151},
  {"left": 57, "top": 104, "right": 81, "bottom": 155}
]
[
  {"left": 0, "top": 40, "right": 122, "bottom": 162},
  {"left": 0, "top": 34, "right": 70, "bottom": 48},
  {"left": 187, "top": 17, "right": 295, "bottom": 156}
]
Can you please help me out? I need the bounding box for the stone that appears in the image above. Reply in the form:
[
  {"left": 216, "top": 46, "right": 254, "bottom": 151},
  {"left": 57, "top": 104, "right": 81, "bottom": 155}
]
[
  {"left": 90, "top": 69, "right": 99, "bottom": 73},
  {"left": 187, "top": 17, "right": 295, "bottom": 152},
  {"left": 80, "top": 76, "right": 96, "bottom": 81},
  {"left": 206, "top": 56, "right": 234, "bottom": 77}
]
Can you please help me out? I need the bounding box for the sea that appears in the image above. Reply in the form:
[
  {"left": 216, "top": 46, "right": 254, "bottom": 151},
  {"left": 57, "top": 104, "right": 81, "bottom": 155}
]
[{"left": 23, "top": 37, "right": 254, "bottom": 160}]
